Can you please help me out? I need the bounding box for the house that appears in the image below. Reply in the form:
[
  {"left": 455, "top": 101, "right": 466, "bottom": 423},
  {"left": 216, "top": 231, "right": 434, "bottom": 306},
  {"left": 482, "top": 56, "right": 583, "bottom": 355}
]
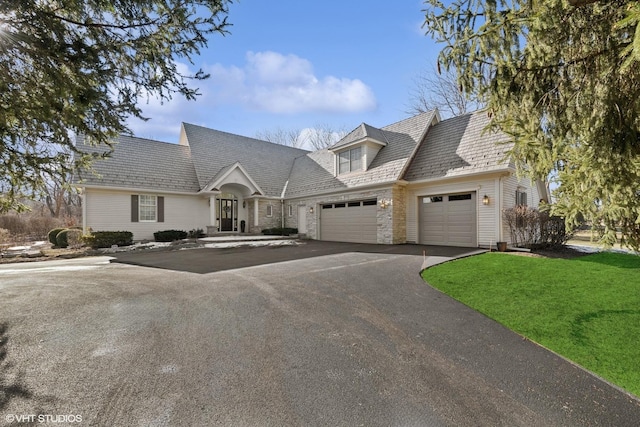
[{"left": 75, "top": 110, "right": 547, "bottom": 247}]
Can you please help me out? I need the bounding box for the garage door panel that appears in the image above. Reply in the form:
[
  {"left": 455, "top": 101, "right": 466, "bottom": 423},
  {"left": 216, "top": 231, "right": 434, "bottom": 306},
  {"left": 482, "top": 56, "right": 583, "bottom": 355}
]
[
  {"left": 420, "top": 192, "right": 477, "bottom": 247},
  {"left": 320, "top": 200, "right": 377, "bottom": 244}
]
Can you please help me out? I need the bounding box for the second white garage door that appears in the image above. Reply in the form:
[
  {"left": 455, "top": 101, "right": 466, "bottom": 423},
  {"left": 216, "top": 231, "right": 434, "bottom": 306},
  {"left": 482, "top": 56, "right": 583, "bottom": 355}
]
[
  {"left": 420, "top": 192, "right": 477, "bottom": 247},
  {"left": 320, "top": 199, "right": 377, "bottom": 244}
]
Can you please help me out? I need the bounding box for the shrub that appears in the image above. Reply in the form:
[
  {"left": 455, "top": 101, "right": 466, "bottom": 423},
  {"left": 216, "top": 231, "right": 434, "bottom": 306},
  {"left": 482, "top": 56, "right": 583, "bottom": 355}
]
[
  {"left": 66, "top": 229, "right": 84, "bottom": 249},
  {"left": 83, "top": 231, "right": 133, "bottom": 249},
  {"left": 153, "top": 229, "right": 188, "bottom": 242},
  {"left": 48, "top": 227, "right": 67, "bottom": 245},
  {"left": 0, "top": 228, "right": 10, "bottom": 248},
  {"left": 261, "top": 227, "right": 298, "bottom": 236},
  {"left": 503, "top": 206, "right": 573, "bottom": 248},
  {"left": 188, "top": 228, "right": 206, "bottom": 238},
  {"left": 55, "top": 229, "right": 71, "bottom": 248}
]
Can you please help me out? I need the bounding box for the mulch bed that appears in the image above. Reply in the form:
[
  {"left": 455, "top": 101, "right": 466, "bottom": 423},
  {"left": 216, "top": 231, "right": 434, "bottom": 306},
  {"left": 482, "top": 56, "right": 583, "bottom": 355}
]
[{"left": 503, "top": 246, "right": 591, "bottom": 260}]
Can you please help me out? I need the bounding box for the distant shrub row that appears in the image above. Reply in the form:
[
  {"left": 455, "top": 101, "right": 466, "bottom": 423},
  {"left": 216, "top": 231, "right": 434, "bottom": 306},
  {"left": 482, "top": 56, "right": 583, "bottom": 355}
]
[
  {"left": 153, "top": 229, "right": 188, "bottom": 242},
  {"left": 262, "top": 227, "right": 298, "bottom": 236},
  {"left": 46, "top": 227, "right": 204, "bottom": 249},
  {"left": 82, "top": 231, "right": 134, "bottom": 249}
]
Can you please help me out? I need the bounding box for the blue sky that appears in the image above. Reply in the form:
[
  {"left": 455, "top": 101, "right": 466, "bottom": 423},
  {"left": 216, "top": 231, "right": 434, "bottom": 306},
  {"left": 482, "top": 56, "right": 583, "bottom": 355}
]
[{"left": 128, "top": 1, "right": 441, "bottom": 148}]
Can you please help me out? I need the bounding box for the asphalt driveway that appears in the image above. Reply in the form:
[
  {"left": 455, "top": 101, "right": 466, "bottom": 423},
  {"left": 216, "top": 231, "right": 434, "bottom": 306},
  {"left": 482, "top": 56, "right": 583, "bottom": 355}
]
[
  {"left": 110, "top": 240, "right": 477, "bottom": 273},
  {"left": 1, "top": 251, "right": 639, "bottom": 426}
]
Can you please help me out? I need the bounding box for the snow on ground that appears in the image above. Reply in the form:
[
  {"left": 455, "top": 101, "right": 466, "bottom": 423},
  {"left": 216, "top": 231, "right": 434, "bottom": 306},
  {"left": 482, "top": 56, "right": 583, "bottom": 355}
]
[{"left": 200, "top": 239, "right": 299, "bottom": 249}]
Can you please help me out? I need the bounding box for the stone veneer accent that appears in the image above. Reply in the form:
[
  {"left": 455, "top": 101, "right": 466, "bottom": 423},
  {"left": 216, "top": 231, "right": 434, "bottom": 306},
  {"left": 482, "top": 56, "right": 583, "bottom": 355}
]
[
  {"left": 248, "top": 199, "right": 283, "bottom": 234},
  {"left": 391, "top": 185, "right": 407, "bottom": 244}
]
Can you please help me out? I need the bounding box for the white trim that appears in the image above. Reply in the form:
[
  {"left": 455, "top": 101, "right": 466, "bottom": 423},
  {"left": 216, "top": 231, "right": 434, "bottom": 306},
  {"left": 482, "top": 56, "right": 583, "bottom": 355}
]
[
  {"left": 405, "top": 168, "right": 513, "bottom": 186},
  {"left": 78, "top": 184, "right": 196, "bottom": 196},
  {"left": 286, "top": 180, "right": 398, "bottom": 202},
  {"left": 201, "top": 162, "right": 265, "bottom": 195},
  {"left": 81, "top": 191, "right": 87, "bottom": 234},
  {"left": 329, "top": 137, "right": 387, "bottom": 152}
]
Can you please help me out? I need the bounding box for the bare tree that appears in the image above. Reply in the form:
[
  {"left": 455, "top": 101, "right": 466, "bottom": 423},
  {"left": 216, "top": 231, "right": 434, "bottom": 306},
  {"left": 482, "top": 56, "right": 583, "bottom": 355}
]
[
  {"left": 255, "top": 127, "right": 304, "bottom": 148},
  {"left": 42, "top": 177, "right": 81, "bottom": 219},
  {"left": 255, "top": 123, "right": 347, "bottom": 151},
  {"left": 303, "top": 123, "right": 348, "bottom": 150},
  {"left": 407, "top": 65, "right": 483, "bottom": 118}
]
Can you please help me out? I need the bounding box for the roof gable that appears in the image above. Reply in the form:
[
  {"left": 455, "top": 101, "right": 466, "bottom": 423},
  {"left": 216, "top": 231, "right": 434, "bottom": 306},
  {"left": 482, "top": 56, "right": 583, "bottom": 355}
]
[
  {"left": 182, "top": 123, "right": 308, "bottom": 197},
  {"left": 402, "top": 111, "right": 513, "bottom": 182},
  {"left": 285, "top": 110, "right": 438, "bottom": 199},
  {"left": 202, "top": 162, "right": 264, "bottom": 195},
  {"left": 330, "top": 123, "right": 388, "bottom": 151}
]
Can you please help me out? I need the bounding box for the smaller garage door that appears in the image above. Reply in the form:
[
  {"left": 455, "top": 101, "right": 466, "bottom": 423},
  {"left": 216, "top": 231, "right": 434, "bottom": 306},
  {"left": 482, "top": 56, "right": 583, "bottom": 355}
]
[
  {"left": 320, "top": 199, "right": 377, "bottom": 244},
  {"left": 420, "top": 192, "right": 477, "bottom": 247}
]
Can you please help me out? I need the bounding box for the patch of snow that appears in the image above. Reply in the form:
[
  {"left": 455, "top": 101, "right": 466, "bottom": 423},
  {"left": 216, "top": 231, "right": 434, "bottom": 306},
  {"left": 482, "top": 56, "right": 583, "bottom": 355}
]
[
  {"left": 7, "top": 246, "right": 31, "bottom": 251},
  {"left": 200, "top": 240, "right": 299, "bottom": 249}
]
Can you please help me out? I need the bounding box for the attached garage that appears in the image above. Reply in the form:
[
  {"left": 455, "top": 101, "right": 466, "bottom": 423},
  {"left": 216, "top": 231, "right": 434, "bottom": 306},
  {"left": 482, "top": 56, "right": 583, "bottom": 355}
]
[
  {"left": 320, "top": 199, "right": 377, "bottom": 243},
  {"left": 419, "top": 192, "right": 477, "bottom": 247}
]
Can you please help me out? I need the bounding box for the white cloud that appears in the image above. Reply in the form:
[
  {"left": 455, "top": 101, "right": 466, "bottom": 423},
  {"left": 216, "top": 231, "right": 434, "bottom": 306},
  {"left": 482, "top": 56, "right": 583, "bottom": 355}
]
[{"left": 207, "top": 51, "right": 377, "bottom": 114}]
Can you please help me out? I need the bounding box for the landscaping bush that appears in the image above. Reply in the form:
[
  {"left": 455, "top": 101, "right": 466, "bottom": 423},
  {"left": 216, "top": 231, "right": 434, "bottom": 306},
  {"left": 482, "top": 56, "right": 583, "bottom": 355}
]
[
  {"left": 48, "top": 227, "right": 67, "bottom": 245},
  {"left": 55, "top": 229, "right": 72, "bottom": 248},
  {"left": 83, "top": 231, "right": 133, "bottom": 249},
  {"left": 154, "top": 229, "right": 188, "bottom": 242},
  {"left": 261, "top": 227, "right": 298, "bottom": 236},
  {"left": 64, "top": 229, "right": 84, "bottom": 249},
  {"left": 188, "top": 228, "right": 206, "bottom": 238},
  {"left": 503, "top": 206, "right": 573, "bottom": 248}
]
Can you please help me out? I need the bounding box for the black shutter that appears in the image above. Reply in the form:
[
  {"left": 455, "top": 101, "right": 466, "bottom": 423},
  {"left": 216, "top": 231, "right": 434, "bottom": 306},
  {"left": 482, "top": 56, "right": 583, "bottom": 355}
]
[
  {"left": 131, "top": 195, "right": 139, "bottom": 222},
  {"left": 157, "top": 196, "right": 164, "bottom": 222}
]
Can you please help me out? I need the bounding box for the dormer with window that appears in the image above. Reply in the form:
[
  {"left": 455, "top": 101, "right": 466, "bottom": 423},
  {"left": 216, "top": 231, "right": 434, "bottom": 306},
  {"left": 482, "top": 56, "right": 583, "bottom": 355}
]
[{"left": 330, "top": 123, "right": 388, "bottom": 176}]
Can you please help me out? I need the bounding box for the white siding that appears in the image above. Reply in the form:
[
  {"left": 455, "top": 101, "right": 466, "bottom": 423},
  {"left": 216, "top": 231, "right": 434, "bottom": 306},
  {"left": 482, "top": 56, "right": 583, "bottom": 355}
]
[
  {"left": 85, "top": 189, "right": 210, "bottom": 240},
  {"left": 501, "top": 174, "right": 541, "bottom": 243},
  {"left": 406, "top": 176, "right": 499, "bottom": 247}
]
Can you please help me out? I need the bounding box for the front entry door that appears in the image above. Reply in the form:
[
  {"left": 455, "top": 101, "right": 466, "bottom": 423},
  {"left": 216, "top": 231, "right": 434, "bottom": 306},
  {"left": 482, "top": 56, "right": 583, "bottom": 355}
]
[{"left": 220, "top": 199, "right": 236, "bottom": 231}]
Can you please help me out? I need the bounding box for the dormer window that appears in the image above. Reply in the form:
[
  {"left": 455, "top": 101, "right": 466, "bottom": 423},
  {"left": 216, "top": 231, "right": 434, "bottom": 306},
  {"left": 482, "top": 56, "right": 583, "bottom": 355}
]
[{"left": 338, "top": 147, "right": 362, "bottom": 174}]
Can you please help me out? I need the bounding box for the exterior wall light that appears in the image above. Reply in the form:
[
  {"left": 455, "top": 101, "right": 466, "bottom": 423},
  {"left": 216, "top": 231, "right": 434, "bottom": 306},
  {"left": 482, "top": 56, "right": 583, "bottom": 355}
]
[
  {"left": 482, "top": 194, "right": 490, "bottom": 205},
  {"left": 309, "top": 206, "right": 314, "bottom": 214},
  {"left": 379, "top": 199, "right": 391, "bottom": 209}
]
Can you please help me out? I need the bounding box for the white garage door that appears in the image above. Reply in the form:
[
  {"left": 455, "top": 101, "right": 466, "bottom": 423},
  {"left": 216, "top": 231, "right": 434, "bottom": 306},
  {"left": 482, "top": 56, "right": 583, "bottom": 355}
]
[
  {"left": 320, "top": 199, "right": 377, "bottom": 243},
  {"left": 420, "top": 192, "right": 477, "bottom": 247}
]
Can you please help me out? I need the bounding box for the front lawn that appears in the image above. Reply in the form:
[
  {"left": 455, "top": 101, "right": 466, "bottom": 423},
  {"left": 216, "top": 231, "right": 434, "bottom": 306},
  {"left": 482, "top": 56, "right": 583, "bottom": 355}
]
[{"left": 422, "top": 252, "right": 640, "bottom": 397}]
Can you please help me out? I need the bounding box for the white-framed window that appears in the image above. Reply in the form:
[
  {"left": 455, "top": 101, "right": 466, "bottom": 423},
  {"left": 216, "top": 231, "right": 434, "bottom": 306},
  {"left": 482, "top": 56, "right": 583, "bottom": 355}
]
[
  {"left": 139, "top": 195, "right": 157, "bottom": 222},
  {"left": 266, "top": 204, "right": 273, "bottom": 217},
  {"left": 338, "top": 146, "right": 362, "bottom": 174},
  {"left": 516, "top": 190, "right": 528, "bottom": 206},
  {"left": 288, "top": 204, "right": 293, "bottom": 217}
]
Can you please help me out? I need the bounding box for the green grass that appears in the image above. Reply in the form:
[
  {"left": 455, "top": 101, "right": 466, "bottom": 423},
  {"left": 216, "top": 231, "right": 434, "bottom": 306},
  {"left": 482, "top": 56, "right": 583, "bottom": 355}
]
[{"left": 422, "top": 252, "right": 640, "bottom": 397}]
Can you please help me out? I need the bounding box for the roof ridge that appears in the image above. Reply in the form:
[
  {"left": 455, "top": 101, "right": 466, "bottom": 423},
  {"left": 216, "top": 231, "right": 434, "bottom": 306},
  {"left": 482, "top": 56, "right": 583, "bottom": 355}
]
[
  {"left": 380, "top": 109, "right": 438, "bottom": 131},
  {"left": 182, "top": 122, "right": 310, "bottom": 154}
]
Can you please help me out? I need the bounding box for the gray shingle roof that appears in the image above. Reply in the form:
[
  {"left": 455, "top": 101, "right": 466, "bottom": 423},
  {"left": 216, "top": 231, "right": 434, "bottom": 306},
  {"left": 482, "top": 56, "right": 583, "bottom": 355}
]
[
  {"left": 330, "top": 122, "right": 389, "bottom": 150},
  {"left": 74, "top": 110, "right": 509, "bottom": 200},
  {"left": 74, "top": 134, "right": 200, "bottom": 192},
  {"left": 403, "top": 111, "right": 513, "bottom": 182},
  {"left": 182, "top": 123, "right": 308, "bottom": 197},
  {"left": 285, "top": 110, "right": 437, "bottom": 199}
]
